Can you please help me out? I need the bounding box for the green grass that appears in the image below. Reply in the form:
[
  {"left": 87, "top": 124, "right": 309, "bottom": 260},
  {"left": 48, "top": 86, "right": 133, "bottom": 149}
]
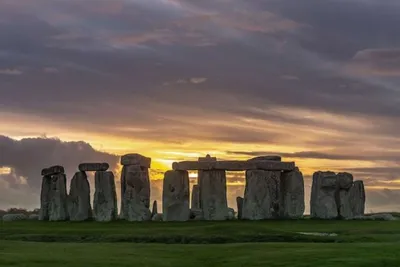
[
  {"left": 2, "top": 220, "right": 400, "bottom": 266},
  {"left": 2, "top": 220, "right": 400, "bottom": 243},
  {"left": 1, "top": 241, "right": 400, "bottom": 267}
]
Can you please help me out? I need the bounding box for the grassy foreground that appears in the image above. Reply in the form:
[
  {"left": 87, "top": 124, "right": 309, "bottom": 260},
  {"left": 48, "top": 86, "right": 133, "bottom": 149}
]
[{"left": 1, "top": 220, "right": 400, "bottom": 266}]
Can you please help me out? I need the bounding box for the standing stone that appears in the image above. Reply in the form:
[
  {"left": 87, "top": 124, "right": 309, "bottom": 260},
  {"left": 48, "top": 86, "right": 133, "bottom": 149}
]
[
  {"left": 162, "top": 170, "right": 190, "bottom": 221},
  {"left": 68, "top": 171, "right": 92, "bottom": 221},
  {"left": 337, "top": 173, "right": 354, "bottom": 219},
  {"left": 236, "top": 196, "right": 243, "bottom": 219},
  {"left": 122, "top": 165, "right": 151, "bottom": 221},
  {"left": 191, "top": 184, "right": 200, "bottom": 209},
  {"left": 199, "top": 170, "right": 228, "bottom": 220},
  {"left": 48, "top": 173, "right": 69, "bottom": 221},
  {"left": 242, "top": 170, "right": 277, "bottom": 220},
  {"left": 310, "top": 171, "right": 338, "bottom": 219},
  {"left": 280, "top": 168, "right": 305, "bottom": 218},
  {"left": 120, "top": 165, "right": 127, "bottom": 219},
  {"left": 350, "top": 180, "right": 365, "bottom": 217},
  {"left": 93, "top": 171, "right": 118, "bottom": 222},
  {"left": 151, "top": 200, "right": 158, "bottom": 218},
  {"left": 39, "top": 175, "right": 51, "bottom": 221}
]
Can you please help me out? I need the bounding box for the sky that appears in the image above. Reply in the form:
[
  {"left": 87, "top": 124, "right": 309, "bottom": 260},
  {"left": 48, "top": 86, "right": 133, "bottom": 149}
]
[{"left": 1, "top": 0, "right": 400, "bottom": 212}]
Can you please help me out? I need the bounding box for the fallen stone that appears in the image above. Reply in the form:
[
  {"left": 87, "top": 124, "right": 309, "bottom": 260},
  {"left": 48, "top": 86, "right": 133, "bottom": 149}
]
[
  {"left": 162, "top": 170, "right": 190, "bottom": 221},
  {"left": 191, "top": 184, "right": 200, "bottom": 209},
  {"left": 248, "top": 156, "right": 281, "bottom": 162},
  {"left": 122, "top": 165, "right": 151, "bottom": 221},
  {"left": 28, "top": 214, "right": 39, "bottom": 220},
  {"left": 151, "top": 200, "right": 158, "bottom": 218},
  {"left": 310, "top": 171, "right": 338, "bottom": 219},
  {"left": 41, "top": 165, "right": 64, "bottom": 176},
  {"left": 242, "top": 170, "right": 278, "bottom": 220},
  {"left": 120, "top": 153, "right": 151, "bottom": 167},
  {"left": 173, "top": 160, "right": 295, "bottom": 171},
  {"left": 199, "top": 170, "right": 228, "bottom": 220},
  {"left": 280, "top": 168, "right": 305, "bottom": 218},
  {"left": 93, "top": 171, "right": 118, "bottom": 222},
  {"left": 68, "top": 171, "right": 92, "bottom": 221},
  {"left": 351, "top": 180, "right": 365, "bottom": 217},
  {"left": 39, "top": 175, "right": 51, "bottom": 221},
  {"left": 236, "top": 196, "right": 244, "bottom": 219},
  {"left": 152, "top": 213, "right": 163, "bottom": 221},
  {"left": 2, "top": 214, "right": 27, "bottom": 222},
  {"left": 48, "top": 173, "right": 69, "bottom": 221},
  {"left": 78, "top": 163, "right": 109, "bottom": 172}
]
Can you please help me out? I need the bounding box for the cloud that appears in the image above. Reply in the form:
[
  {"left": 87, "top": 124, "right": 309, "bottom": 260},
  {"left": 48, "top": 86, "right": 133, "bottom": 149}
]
[
  {"left": 190, "top": 77, "right": 207, "bottom": 84},
  {"left": 347, "top": 48, "right": 400, "bottom": 76},
  {"left": 0, "top": 68, "right": 22, "bottom": 75}
]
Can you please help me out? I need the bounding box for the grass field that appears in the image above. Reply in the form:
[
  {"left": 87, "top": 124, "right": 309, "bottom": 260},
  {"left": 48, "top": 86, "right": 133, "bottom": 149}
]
[{"left": 1, "top": 220, "right": 400, "bottom": 266}]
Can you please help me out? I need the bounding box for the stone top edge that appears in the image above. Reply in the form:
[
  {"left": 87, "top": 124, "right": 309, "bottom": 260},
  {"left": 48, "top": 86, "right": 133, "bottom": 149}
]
[{"left": 172, "top": 160, "right": 295, "bottom": 171}]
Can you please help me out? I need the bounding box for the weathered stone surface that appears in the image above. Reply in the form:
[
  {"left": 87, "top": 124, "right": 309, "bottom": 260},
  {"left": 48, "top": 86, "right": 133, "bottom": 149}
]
[
  {"left": 2, "top": 214, "right": 27, "bottom": 221},
  {"left": 120, "top": 165, "right": 127, "bottom": 219},
  {"left": 191, "top": 184, "right": 200, "bottom": 209},
  {"left": 48, "top": 174, "right": 69, "bottom": 221},
  {"left": 151, "top": 200, "right": 158, "bottom": 218},
  {"left": 152, "top": 213, "right": 163, "bottom": 221},
  {"left": 78, "top": 163, "right": 109, "bottom": 172},
  {"left": 190, "top": 208, "right": 203, "bottom": 220},
  {"left": 350, "top": 180, "right": 365, "bottom": 217},
  {"left": 93, "top": 171, "right": 118, "bottom": 222},
  {"left": 248, "top": 156, "right": 282, "bottom": 162},
  {"left": 122, "top": 165, "right": 151, "bottom": 221},
  {"left": 236, "top": 196, "right": 244, "bottom": 219},
  {"left": 28, "top": 214, "right": 39, "bottom": 220},
  {"left": 228, "top": 208, "right": 235, "bottom": 220},
  {"left": 173, "top": 160, "right": 295, "bottom": 171},
  {"left": 338, "top": 188, "right": 353, "bottom": 219},
  {"left": 310, "top": 171, "right": 338, "bottom": 219},
  {"left": 162, "top": 170, "right": 190, "bottom": 221},
  {"left": 242, "top": 170, "right": 278, "bottom": 220},
  {"left": 281, "top": 169, "right": 305, "bottom": 218},
  {"left": 68, "top": 171, "right": 92, "bottom": 221},
  {"left": 199, "top": 170, "right": 228, "bottom": 220},
  {"left": 39, "top": 175, "right": 51, "bottom": 221},
  {"left": 41, "top": 165, "right": 64, "bottom": 176},
  {"left": 337, "top": 172, "right": 353, "bottom": 189},
  {"left": 120, "top": 153, "right": 151, "bottom": 167}
]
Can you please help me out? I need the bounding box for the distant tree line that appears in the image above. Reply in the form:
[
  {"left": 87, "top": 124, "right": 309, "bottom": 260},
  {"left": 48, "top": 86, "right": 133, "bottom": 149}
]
[{"left": 0, "top": 208, "right": 39, "bottom": 217}]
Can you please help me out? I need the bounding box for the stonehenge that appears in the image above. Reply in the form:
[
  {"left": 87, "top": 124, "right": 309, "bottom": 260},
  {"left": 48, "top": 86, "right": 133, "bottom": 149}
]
[
  {"left": 93, "top": 171, "right": 118, "bottom": 222},
  {"left": 36, "top": 154, "right": 367, "bottom": 223},
  {"left": 120, "top": 154, "right": 151, "bottom": 221},
  {"left": 162, "top": 170, "right": 190, "bottom": 221},
  {"left": 310, "top": 171, "right": 366, "bottom": 219}
]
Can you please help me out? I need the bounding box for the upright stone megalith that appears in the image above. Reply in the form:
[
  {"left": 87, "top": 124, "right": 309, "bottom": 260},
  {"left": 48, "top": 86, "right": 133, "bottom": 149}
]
[
  {"left": 93, "top": 171, "right": 117, "bottom": 222},
  {"left": 162, "top": 170, "right": 190, "bottom": 221},
  {"left": 199, "top": 170, "right": 228, "bottom": 220},
  {"left": 39, "top": 175, "right": 51, "bottom": 221},
  {"left": 120, "top": 154, "right": 151, "bottom": 221},
  {"left": 122, "top": 165, "right": 151, "bottom": 221},
  {"left": 242, "top": 170, "right": 277, "bottom": 220},
  {"left": 280, "top": 168, "right": 305, "bottom": 218},
  {"left": 351, "top": 180, "right": 365, "bottom": 217},
  {"left": 68, "top": 171, "right": 92, "bottom": 221},
  {"left": 48, "top": 173, "right": 69, "bottom": 221},
  {"left": 310, "top": 171, "right": 338, "bottom": 219},
  {"left": 236, "top": 196, "right": 244, "bottom": 220},
  {"left": 337, "top": 172, "right": 354, "bottom": 219},
  {"left": 191, "top": 184, "right": 200, "bottom": 209}
]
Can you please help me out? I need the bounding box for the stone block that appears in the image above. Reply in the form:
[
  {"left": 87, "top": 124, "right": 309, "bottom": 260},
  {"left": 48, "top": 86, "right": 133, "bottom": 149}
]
[
  {"left": 93, "top": 171, "right": 118, "bottom": 222},
  {"left": 236, "top": 196, "right": 244, "bottom": 219},
  {"left": 199, "top": 170, "right": 228, "bottom": 220},
  {"left": 120, "top": 153, "right": 151, "bottom": 167},
  {"left": 48, "top": 173, "right": 69, "bottom": 221},
  {"left": 162, "top": 170, "right": 190, "bottom": 221},
  {"left": 191, "top": 184, "right": 200, "bottom": 209},
  {"left": 173, "top": 160, "right": 294, "bottom": 171},
  {"left": 78, "top": 163, "right": 109, "bottom": 172},
  {"left": 68, "top": 171, "right": 92, "bottom": 221},
  {"left": 310, "top": 171, "right": 338, "bottom": 219},
  {"left": 41, "top": 165, "right": 64, "bottom": 176},
  {"left": 280, "top": 169, "right": 305, "bottom": 218}
]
